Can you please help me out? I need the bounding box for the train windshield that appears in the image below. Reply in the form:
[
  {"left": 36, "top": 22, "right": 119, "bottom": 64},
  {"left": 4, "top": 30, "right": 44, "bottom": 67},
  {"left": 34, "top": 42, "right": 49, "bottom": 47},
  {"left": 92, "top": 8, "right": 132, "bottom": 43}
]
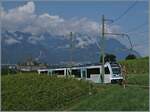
[{"left": 112, "top": 67, "right": 121, "bottom": 74}]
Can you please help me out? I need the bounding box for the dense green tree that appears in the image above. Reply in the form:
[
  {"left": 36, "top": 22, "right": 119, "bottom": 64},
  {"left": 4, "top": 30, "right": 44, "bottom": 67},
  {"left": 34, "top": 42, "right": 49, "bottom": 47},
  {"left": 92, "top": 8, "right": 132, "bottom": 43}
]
[
  {"left": 125, "top": 54, "right": 136, "bottom": 60},
  {"left": 100, "top": 53, "right": 116, "bottom": 63}
]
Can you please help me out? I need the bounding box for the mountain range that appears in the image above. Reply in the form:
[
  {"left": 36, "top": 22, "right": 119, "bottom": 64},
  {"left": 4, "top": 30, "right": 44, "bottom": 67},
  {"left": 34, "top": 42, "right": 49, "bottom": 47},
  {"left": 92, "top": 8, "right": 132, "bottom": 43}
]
[{"left": 1, "top": 30, "right": 140, "bottom": 64}]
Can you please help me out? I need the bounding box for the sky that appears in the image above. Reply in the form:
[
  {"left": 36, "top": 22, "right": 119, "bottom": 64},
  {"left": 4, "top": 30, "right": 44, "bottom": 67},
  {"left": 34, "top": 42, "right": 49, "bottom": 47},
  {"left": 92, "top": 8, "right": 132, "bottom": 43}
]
[{"left": 1, "top": 0, "right": 149, "bottom": 56}]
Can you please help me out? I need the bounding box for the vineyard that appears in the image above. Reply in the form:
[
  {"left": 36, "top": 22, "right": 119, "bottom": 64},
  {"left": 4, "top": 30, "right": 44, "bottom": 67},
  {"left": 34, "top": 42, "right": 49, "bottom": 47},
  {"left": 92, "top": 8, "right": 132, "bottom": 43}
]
[{"left": 1, "top": 73, "right": 98, "bottom": 111}]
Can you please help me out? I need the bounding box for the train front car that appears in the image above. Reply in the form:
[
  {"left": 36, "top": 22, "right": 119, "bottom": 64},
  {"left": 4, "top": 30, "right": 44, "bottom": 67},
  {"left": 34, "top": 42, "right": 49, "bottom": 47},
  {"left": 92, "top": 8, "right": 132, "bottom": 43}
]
[
  {"left": 104, "top": 62, "right": 123, "bottom": 84},
  {"left": 110, "top": 63, "right": 123, "bottom": 84}
]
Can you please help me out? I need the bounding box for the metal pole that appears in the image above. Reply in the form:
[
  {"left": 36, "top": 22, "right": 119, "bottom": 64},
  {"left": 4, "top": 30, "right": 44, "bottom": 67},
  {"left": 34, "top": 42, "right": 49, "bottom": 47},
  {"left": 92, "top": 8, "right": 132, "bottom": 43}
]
[
  {"left": 70, "top": 32, "right": 73, "bottom": 75},
  {"left": 101, "top": 15, "right": 105, "bottom": 83},
  {"left": 7, "top": 65, "right": 9, "bottom": 75}
]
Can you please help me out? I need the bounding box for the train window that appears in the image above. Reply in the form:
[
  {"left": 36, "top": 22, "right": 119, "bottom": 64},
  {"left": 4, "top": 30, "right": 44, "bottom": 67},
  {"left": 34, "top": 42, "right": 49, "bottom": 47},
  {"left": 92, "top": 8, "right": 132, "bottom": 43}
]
[
  {"left": 112, "top": 68, "right": 121, "bottom": 74},
  {"left": 105, "top": 67, "right": 110, "bottom": 74},
  {"left": 54, "top": 70, "right": 64, "bottom": 75},
  {"left": 72, "top": 69, "right": 81, "bottom": 78},
  {"left": 41, "top": 71, "right": 48, "bottom": 74},
  {"left": 87, "top": 68, "right": 100, "bottom": 78}
]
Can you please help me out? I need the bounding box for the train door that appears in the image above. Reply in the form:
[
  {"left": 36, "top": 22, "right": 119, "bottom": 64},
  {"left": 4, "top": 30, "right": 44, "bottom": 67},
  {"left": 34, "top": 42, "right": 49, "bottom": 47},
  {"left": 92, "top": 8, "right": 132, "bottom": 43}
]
[
  {"left": 87, "top": 67, "right": 101, "bottom": 83},
  {"left": 104, "top": 65, "right": 111, "bottom": 83},
  {"left": 81, "top": 68, "right": 87, "bottom": 79}
]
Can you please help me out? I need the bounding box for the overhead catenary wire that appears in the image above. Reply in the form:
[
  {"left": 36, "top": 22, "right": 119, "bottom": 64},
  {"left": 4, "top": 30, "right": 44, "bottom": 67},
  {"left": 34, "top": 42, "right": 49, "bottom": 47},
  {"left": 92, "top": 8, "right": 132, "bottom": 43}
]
[
  {"left": 78, "top": 32, "right": 136, "bottom": 61},
  {"left": 125, "top": 22, "right": 148, "bottom": 33},
  {"left": 111, "top": 0, "right": 138, "bottom": 24}
]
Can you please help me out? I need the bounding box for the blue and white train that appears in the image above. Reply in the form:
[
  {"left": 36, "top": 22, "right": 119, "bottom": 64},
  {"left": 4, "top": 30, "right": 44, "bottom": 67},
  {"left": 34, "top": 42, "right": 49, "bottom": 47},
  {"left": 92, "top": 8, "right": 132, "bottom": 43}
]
[{"left": 37, "top": 62, "right": 123, "bottom": 83}]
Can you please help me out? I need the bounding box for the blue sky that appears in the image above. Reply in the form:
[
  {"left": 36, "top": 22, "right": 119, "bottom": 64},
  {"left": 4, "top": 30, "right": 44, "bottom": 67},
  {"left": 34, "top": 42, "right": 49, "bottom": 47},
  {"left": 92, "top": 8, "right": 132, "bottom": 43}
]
[
  {"left": 2, "top": 1, "right": 148, "bottom": 21},
  {"left": 2, "top": 1, "right": 149, "bottom": 56}
]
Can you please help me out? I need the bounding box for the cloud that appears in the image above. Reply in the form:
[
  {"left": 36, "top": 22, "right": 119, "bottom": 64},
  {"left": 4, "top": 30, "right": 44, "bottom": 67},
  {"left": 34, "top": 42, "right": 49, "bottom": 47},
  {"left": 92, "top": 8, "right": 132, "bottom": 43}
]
[
  {"left": 75, "top": 34, "right": 98, "bottom": 48},
  {"left": 99, "top": 24, "right": 121, "bottom": 39},
  {"left": 23, "top": 13, "right": 65, "bottom": 35},
  {"left": 2, "top": 2, "right": 36, "bottom": 31},
  {"left": 23, "top": 15, "right": 99, "bottom": 38},
  {"left": 17, "top": 36, "right": 23, "bottom": 40},
  {"left": 27, "top": 35, "right": 45, "bottom": 44},
  {"left": 2, "top": 1, "right": 121, "bottom": 47},
  {"left": 5, "top": 38, "right": 20, "bottom": 45}
]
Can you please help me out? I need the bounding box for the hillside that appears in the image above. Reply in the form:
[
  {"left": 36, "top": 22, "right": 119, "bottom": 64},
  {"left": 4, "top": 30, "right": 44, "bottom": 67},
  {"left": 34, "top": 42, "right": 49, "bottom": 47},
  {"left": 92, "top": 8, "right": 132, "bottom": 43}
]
[
  {"left": 70, "top": 83, "right": 148, "bottom": 111},
  {"left": 1, "top": 74, "right": 97, "bottom": 111},
  {"left": 2, "top": 57, "right": 149, "bottom": 111},
  {"left": 119, "top": 57, "right": 149, "bottom": 74},
  {"left": 2, "top": 72, "right": 149, "bottom": 111}
]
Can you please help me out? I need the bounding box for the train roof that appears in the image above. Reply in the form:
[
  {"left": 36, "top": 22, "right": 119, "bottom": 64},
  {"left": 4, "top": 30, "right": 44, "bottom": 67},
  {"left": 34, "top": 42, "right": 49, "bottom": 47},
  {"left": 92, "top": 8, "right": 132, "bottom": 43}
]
[
  {"left": 48, "top": 63, "right": 102, "bottom": 69},
  {"left": 110, "top": 62, "right": 120, "bottom": 67}
]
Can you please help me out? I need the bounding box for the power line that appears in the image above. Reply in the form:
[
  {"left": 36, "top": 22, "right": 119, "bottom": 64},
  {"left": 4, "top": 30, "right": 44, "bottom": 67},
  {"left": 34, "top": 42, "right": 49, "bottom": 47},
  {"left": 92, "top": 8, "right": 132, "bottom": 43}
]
[
  {"left": 125, "top": 22, "right": 148, "bottom": 33},
  {"left": 111, "top": 0, "right": 138, "bottom": 24}
]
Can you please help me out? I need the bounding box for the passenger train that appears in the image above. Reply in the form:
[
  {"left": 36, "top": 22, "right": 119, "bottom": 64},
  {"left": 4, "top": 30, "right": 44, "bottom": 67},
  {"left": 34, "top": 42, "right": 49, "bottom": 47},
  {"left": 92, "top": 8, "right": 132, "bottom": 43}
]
[{"left": 37, "top": 62, "right": 123, "bottom": 83}]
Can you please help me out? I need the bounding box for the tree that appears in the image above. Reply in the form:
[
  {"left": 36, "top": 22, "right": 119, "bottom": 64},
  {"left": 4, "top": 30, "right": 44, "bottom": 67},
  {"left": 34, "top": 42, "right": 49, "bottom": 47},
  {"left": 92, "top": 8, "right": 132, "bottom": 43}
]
[
  {"left": 100, "top": 53, "right": 116, "bottom": 63},
  {"left": 125, "top": 54, "right": 136, "bottom": 60}
]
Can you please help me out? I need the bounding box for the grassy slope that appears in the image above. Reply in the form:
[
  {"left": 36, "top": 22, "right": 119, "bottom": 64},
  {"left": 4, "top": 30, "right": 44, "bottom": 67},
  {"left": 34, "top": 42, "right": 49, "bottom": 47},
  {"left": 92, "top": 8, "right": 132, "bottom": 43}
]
[
  {"left": 127, "top": 73, "right": 149, "bottom": 86},
  {"left": 69, "top": 73, "right": 149, "bottom": 111},
  {"left": 2, "top": 73, "right": 149, "bottom": 111},
  {"left": 2, "top": 73, "right": 97, "bottom": 111},
  {"left": 73, "top": 57, "right": 149, "bottom": 111},
  {"left": 119, "top": 57, "right": 149, "bottom": 74},
  {"left": 69, "top": 84, "right": 149, "bottom": 111},
  {"left": 69, "top": 57, "right": 149, "bottom": 111},
  {"left": 2, "top": 57, "right": 149, "bottom": 111}
]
